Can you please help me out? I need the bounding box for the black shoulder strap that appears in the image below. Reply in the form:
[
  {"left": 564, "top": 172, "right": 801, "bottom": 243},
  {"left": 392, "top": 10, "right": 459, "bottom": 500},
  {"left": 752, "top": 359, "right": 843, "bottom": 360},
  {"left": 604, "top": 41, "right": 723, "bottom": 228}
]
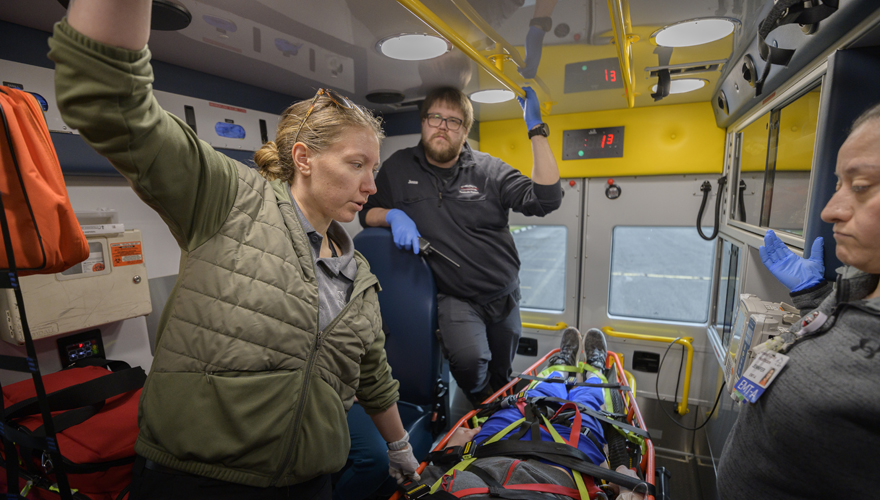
[{"left": 5, "top": 365, "right": 145, "bottom": 420}]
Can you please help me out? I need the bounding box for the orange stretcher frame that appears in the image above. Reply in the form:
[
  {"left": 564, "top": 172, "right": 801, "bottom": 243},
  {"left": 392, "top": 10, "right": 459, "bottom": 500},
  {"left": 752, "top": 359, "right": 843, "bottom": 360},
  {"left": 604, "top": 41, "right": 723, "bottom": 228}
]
[{"left": 391, "top": 349, "right": 656, "bottom": 500}]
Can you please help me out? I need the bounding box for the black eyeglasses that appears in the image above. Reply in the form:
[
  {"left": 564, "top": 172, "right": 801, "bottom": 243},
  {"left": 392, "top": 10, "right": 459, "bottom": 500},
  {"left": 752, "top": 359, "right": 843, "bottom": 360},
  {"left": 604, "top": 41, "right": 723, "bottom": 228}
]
[
  {"left": 425, "top": 113, "right": 464, "bottom": 131},
  {"left": 293, "top": 88, "right": 365, "bottom": 144}
]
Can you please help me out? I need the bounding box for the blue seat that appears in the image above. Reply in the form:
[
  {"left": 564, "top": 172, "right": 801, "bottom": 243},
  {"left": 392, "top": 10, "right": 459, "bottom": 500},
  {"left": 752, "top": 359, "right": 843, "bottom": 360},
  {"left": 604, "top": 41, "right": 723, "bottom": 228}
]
[{"left": 353, "top": 227, "right": 449, "bottom": 455}]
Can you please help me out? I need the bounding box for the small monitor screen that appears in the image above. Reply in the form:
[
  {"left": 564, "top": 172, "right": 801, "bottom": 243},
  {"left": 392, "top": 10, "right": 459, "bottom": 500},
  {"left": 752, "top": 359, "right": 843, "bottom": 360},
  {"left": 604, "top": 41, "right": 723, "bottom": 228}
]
[
  {"left": 563, "top": 126, "right": 625, "bottom": 160},
  {"left": 564, "top": 58, "right": 624, "bottom": 93}
]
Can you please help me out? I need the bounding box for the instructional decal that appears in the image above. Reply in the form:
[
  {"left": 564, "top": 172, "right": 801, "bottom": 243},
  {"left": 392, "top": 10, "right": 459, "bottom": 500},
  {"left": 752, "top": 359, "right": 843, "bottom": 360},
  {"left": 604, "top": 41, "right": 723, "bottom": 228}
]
[{"left": 111, "top": 241, "right": 144, "bottom": 267}]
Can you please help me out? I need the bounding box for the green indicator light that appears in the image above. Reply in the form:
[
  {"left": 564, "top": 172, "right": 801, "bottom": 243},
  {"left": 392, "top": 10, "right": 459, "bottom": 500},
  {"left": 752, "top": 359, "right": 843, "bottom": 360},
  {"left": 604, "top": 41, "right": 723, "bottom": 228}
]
[
  {"left": 582, "top": 65, "right": 587, "bottom": 71},
  {"left": 578, "top": 151, "right": 584, "bottom": 157}
]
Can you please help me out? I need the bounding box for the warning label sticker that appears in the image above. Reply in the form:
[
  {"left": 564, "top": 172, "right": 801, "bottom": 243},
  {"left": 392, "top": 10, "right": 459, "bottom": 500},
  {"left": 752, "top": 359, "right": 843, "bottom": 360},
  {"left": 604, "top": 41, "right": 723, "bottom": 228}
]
[
  {"left": 111, "top": 241, "right": 144, "bottom": 267},
  {"left": 80, "top": 249, "right": 105, "bottom": 274}
]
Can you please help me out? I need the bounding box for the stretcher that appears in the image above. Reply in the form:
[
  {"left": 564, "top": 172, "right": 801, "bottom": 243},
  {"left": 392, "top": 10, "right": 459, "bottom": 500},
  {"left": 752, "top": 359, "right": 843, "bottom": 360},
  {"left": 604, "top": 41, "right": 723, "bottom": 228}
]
[{"left": 393, "top": 348, "right": 659, "bottom": 500}]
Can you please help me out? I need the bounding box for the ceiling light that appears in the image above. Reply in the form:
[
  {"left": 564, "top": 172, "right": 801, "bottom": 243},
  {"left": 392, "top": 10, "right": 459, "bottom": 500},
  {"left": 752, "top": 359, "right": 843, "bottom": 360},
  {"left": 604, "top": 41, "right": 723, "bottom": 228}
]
[
  {"left": 377, "top": 34, "right": 451, "bottom": 61},
  {"left": 654, "top": 18, "right": 735, "bottom": 47},
  {"left": 652, "top": 79, "right": 706, "bottom": 94},
  {"left": 470, "top": 89, "right": 516, "bottom": 104}
]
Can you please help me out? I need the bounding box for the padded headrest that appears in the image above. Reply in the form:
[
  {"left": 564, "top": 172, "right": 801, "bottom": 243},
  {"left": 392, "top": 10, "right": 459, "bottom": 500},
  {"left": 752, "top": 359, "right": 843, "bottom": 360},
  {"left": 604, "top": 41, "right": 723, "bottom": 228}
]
[{"left": 353, "top": 227, "right": 440, "bottom": 406}]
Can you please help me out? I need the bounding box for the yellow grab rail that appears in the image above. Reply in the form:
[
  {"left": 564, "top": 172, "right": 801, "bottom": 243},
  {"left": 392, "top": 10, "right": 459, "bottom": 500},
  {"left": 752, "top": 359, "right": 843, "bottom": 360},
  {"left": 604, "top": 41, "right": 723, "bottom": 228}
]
[
  {"left": 448, "top": 0, "right": 553, "bottom": 97},
  {"left": 606, "top": 0, "right": 637, "bottom": 108},
  {"left": 396, "top": 0, "right": 525, "bottom": 98},
  {"left": 601, "top": 326, "right": 693, "bottom": 415},
  {"left": 623, "top": 369, "right": 637, "bottom": 397},
  {"left": 521, "top": 322, "right": 568, "bottom": 331}
]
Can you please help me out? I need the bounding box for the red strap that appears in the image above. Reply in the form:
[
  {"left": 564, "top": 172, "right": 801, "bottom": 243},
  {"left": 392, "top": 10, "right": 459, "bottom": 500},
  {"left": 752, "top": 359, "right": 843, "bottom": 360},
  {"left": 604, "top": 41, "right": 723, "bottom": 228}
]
[
  {"left": 509, "top": 484, "right": 581, "bottom": 496},
  {"left": 551, "top": 402, "right": 582, "bottom": 448},
  {"left": 450, "top": 484, "right": 581, "bottom": 499},
  {"left": 502, "top": 459, "right": 522, "bottom": 485}
]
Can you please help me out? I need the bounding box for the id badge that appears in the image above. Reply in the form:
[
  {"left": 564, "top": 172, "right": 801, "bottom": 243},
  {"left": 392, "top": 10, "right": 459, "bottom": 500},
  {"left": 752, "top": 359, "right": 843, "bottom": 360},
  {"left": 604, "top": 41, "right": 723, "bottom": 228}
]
[{"left": 732, "top": 351, "right": 789, "bottom": 403}]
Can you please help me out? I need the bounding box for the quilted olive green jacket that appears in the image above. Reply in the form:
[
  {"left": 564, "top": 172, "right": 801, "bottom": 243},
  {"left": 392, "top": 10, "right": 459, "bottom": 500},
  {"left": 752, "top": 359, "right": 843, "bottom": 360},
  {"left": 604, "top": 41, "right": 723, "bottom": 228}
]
[{"left": 49, "top": 20, "right": 399, "bottom": 487}]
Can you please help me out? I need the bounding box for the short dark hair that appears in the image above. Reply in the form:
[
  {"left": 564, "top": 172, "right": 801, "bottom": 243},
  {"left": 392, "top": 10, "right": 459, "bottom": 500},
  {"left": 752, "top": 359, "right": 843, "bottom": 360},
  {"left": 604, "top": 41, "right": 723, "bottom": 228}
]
[
  {"left": 850, "top": 102, "right": 880, "bottom": 135},
  {"left": 420, "top": 87, "right": 474, "bottom": 132}
]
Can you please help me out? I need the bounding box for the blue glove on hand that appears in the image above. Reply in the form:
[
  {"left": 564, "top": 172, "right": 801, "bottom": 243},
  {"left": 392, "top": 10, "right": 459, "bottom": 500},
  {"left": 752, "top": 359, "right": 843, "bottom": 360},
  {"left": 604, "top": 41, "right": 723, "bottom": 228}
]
[
  {"left": 759, "top": 230, "right": 825, "bottom": 292},
  {"left": 386, "top": 209, "right": 420, "bottom": 254},
  {"left": 517, "top": 86, "right": 542, "bottom": 131},
  {"left": 517, "top": 25, "right": 546, "bottom": 79}
]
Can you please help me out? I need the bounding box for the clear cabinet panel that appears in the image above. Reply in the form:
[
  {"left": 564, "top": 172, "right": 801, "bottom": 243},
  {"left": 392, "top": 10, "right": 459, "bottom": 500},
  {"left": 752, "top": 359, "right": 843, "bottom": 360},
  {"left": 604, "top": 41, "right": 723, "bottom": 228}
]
[
  {"left": 715, "top": 238, "right": 742, "bottom": 351},
  {"left": 767, "top": 84, "right": 821, "bottom": 236},
  {"left": 736, "top": 113, "right": 771, "bottom": 226},
  {"left": 733, "top": 80, "right": 822, "bottom": 235}
]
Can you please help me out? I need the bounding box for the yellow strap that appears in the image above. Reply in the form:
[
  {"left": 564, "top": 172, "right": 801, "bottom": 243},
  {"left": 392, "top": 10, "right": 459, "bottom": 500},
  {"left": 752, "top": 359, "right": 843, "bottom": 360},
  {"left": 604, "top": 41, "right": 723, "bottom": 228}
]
[
  {"left": 430, "top": 417, "right": 527, "bottom": 494},
  {"left": 485, "top": 417, "right": 526, "bottom": 445},
  {"left": 530, "top": 364, "right": 581, "bottom": 390},
  {"left": 429, "top": 457, "right": 478, "bottom": 493},
  {"left": 20, "top": 480, "right": 33, "bottom": 497},
  {"left": 48, "top": 484, "right": 78, "bottom": 494},
  {"left": 539, "top": 414, "right": 591, "bottom": 500}
]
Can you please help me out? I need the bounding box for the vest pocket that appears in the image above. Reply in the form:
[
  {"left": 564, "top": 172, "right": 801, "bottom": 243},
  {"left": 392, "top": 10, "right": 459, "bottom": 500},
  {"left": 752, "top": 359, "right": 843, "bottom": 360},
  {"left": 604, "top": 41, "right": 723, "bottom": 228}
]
[
  {"left": 286, "top": 375, "right": 349, "bottom": 482},
  {"left": 141, "top": 369, "right": 301, "bottom": 473}
]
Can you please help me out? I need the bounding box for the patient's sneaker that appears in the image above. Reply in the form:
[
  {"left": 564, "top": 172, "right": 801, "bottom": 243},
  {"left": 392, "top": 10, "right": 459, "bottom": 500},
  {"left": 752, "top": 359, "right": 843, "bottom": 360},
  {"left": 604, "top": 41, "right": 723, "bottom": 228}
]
[
  {"left": 583, "top": 328, "right": 608, "bottom": 372},
  {"left": 547, "top": 327, "right": 582, "bottom": 367}
]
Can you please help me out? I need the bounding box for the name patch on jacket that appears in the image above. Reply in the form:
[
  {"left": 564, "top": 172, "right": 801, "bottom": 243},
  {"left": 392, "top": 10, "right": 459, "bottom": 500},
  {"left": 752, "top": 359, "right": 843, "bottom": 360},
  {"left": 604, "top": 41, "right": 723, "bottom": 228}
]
[{"left": 459, "top": 184, "right": 480, "bottom": 194}]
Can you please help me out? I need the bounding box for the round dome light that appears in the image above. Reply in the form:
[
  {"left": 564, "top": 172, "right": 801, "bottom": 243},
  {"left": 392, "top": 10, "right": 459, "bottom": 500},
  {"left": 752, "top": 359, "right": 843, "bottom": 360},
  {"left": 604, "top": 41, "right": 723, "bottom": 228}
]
[
  {"left": 377, "top": 34, "right": 451, "bottom": 61},
  {"left": 652, "top": 79, "right": 707, "bottom": 95},
  {"left": 654, "top": 18, "right": 735, "bottom": 47},
  {"left": 470, "top": 89, "right": 516, "bottom": 104}
]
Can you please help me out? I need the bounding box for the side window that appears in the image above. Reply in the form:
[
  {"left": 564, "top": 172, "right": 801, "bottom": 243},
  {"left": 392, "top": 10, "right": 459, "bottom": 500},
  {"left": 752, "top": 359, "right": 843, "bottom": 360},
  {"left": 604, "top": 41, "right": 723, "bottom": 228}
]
[
  {"left": 512, "top": 225, "right": 567, "bottom": 312},
  {"left": 608, "top": 226, "right": 715, "bottom": 323}
]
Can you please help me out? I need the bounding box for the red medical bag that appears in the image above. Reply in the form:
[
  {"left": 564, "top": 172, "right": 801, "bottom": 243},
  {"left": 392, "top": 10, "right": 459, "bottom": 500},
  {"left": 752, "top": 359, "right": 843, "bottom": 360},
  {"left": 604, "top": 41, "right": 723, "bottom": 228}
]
[{"left": 0, "top": 359, "right": 144, "bottom": 500}]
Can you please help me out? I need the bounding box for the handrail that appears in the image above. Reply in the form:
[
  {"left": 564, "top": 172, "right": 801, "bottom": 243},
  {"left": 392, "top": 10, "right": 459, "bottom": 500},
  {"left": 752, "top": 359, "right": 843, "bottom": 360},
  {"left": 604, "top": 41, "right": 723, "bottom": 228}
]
[
  {"left": 522, "top": 321, "right": 568, "bottom": 331},
  {"left": 448, "top": 0, "right": 553, "bottom": 97},
  {"left": 396, "top": 0, "right": 525, "bottom": 98},
  {"left": 606, "top": 0, "right": 637, "bottom": 108},
  {"left": 602, "top": 326, "right": 692, "bottom": 415},
  {"left": 623, "top": 368, "right": 637, "bottom": 396}
]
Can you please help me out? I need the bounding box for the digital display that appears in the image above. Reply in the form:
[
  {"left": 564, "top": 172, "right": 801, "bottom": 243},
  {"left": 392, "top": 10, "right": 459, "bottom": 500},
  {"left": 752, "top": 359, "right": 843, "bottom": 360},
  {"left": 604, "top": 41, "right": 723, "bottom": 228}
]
[
  {"left": 562, "top": 126, "right": 625, "bottom": 160},
  {"left": 564, "top": 58, "right": 624, "bottom": 93}
]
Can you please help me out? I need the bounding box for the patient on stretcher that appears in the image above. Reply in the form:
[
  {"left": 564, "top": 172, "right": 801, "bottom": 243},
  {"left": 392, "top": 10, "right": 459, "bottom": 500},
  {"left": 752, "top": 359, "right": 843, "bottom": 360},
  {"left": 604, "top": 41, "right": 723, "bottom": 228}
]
[{"left": 410, "top": 328, "right": 649, "bottom": 500}]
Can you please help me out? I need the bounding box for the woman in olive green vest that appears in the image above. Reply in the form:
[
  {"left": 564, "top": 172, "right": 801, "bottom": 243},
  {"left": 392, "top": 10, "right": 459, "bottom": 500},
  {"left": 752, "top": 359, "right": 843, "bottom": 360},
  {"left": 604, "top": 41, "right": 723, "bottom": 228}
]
[{"left": 50, "top": 1, "right": 418, "bottom": 498}]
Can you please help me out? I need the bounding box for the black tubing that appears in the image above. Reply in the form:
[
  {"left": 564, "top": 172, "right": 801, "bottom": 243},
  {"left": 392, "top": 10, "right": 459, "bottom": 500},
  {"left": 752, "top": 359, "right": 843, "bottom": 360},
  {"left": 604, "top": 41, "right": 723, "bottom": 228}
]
[{"left": 697, "top": 177, "right": 727, "bottom": 240}]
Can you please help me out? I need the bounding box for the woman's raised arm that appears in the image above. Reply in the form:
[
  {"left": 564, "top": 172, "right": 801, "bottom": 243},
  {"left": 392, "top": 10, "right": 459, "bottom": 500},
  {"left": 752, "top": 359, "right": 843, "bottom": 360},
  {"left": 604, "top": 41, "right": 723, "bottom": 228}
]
[{"left": 67, "top": 0, "right": 152, "bottom": 50}]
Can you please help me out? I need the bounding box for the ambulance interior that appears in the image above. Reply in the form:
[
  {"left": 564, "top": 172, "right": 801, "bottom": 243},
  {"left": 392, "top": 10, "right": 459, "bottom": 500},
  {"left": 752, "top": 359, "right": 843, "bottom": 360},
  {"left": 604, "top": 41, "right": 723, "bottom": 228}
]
[{"left": 3, "top": 0, "right": 880, "bottom": 498}]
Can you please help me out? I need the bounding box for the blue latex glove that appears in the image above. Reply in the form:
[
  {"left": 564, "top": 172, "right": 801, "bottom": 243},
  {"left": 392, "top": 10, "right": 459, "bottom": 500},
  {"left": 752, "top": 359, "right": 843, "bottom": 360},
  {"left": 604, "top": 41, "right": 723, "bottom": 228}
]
[
  {"left": 386, "top": 209, "right": 420, "bottom": 254},
  {"left": 759, "top": 230, "right": 825, "bottom": 292},
  {"left": 518, "top": 25, "right": 546, "bottom": 79},
  {"left": 517, "top": 86, "right": 542, "bottom": 131}
]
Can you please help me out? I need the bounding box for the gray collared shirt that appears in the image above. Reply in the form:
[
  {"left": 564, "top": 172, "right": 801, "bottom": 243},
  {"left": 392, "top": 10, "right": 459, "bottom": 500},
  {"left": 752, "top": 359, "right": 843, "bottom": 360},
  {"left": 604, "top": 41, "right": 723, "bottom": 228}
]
[{"left": 292, "top": 200, "right": 358, "bottom": 331}]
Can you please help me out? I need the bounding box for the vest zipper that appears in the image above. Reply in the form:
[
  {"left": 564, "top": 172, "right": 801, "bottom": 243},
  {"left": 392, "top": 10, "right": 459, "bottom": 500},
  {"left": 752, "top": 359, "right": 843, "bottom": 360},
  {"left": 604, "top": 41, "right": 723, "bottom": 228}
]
[{"left": 272, "top": 276, "right": 379, "bottom": 484}]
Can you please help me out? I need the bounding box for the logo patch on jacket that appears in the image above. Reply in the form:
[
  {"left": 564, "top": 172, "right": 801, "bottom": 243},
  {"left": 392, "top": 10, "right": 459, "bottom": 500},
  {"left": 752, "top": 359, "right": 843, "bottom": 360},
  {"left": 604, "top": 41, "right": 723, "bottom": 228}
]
[
  {"left": 408, "top": 180, "right": 419, "bottom": 185},
  {"left": 459, "top": 184, "right": 480, "bottom": 194}
]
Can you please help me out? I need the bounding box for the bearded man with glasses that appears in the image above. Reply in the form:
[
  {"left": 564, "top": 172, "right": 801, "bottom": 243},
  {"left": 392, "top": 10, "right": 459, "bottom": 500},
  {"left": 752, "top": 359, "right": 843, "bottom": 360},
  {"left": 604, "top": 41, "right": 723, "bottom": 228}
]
[{"left": 361, "top": 86, "right": 562, "bottom": 406}]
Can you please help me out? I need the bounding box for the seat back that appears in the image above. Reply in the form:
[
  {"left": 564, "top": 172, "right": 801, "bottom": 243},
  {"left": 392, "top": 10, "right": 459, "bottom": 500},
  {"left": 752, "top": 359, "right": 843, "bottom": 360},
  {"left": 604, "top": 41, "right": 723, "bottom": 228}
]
[{"left": 353, "top": 227, "right": 444, "bottom": 407}]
